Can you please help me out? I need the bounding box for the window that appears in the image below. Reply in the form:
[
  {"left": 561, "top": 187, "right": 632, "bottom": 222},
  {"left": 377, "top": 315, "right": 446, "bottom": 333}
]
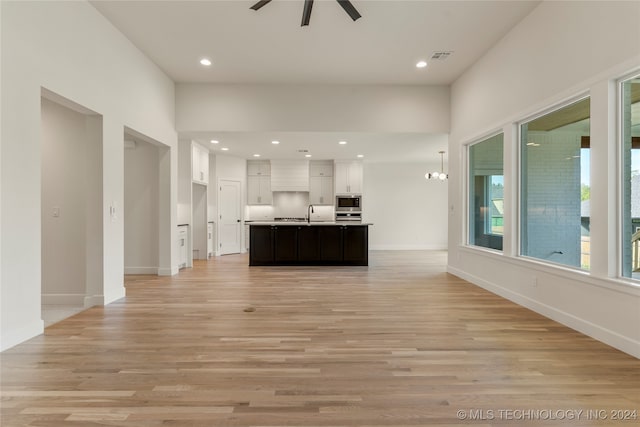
[
  {"left": 621, "top": 75, "right": 640, "bottom": 279},
  {"left": 520, "top": 97, "right": 590, "bottom": 269},
  {"left": 469, "top": 133, "right": 504, "bottom": 251}
]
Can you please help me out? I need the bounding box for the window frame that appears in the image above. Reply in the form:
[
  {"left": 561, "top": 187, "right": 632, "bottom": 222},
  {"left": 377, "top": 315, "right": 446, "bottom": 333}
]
[
  {"left": 466, "top": 131, "right": 505, "bottom": 252},
  {"left": 617, "top": 71, "right": 640, "bottom": 281},
  {"left": 517, "top": 93, "right": 591, "bottom": 270},
  {"left": 487, "top": 175, "right": 505, "bottom": 237}
]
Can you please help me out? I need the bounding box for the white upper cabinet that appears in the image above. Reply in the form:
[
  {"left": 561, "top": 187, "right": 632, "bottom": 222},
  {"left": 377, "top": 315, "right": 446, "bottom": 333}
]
[
  {"left": 334, "top": 160, "right": 362, "bottom": 194},
  {"left": 247, "top": 160, "right": 271, "bottom": 176},
  {"left": 309, "top": 176, "right": 333, "bottom": 204},
  {"left": 247, "top": 175, "right": 272, "bottom": 205},
  {"left": 247, "top": 160, "right": 272, "bottom": 205},
  {"left": 309, "top": 161, "right": 333, "bottom": 177},
  {"left": 270, "top": 160, "right": 309, "bottom": 192},
  {"left": 309, "top": 160, "right": 334, "bottom": 204},
  {"left": 192, "top": 143, "right": 209, "bottom": 185}
]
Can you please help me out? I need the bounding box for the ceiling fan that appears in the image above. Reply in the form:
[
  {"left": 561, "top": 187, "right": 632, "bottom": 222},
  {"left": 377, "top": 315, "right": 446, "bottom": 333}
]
[{"left": 250, "top": 0, "right": 362, "bottom": 27}]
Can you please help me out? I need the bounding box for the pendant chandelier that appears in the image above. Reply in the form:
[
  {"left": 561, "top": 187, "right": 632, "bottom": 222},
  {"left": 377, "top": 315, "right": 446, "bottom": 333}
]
[{"left": 426, "top": 150, "right": 448, "bottom": 181}]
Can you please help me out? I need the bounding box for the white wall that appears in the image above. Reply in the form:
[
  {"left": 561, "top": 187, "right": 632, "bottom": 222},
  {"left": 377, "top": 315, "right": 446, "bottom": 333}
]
[
  {"left": 216, "top": 155, "right": 247, "bottom": 190},
  {"left": 207, "top": 153, "right": 217, "bottom": 222},
  {"left": 1, "top": 1, "right": 177, "bottom": 351},
  {"left": 124, "top": 140, "right": 159, "bottom": 274},
  {"left": 0, "top": 0, "right": 3, "bottom": 353},
  {"left": 364, "top": 162, "right": 448, "bottom": 250},
  {"left": 177, "top": 140, "right": 192, "bottom": 225},
  {"left": 449, "top": 1, "right": 640, "bottom": 357},
  {"left": 177, "top": 84, "right": 449, "bottom": 133}
]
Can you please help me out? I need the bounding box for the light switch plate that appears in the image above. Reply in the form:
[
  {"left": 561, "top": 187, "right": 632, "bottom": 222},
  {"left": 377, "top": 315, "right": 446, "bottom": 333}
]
[{"left": 109, "top": 202, "right": 118, "bottom": 222}]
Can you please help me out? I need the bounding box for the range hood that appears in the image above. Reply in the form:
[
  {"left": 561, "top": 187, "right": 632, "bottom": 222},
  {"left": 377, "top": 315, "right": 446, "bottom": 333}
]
[{"left": 270, "top": 160, "right": 310, "bottom": 192}]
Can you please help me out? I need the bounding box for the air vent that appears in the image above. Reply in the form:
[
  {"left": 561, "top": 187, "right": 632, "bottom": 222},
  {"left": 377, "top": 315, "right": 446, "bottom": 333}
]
[{"left": 430, "top": 51, "right": 453, "bottom": 61}]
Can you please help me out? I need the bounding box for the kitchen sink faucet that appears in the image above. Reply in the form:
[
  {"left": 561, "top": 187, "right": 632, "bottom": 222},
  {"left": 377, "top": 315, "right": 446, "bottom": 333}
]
[{"left": 307, "top": 204, "right": 314, "bottom": 223}]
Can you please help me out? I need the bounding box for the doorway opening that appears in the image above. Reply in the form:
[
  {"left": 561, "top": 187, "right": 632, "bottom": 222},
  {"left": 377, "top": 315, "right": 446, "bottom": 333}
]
[
  {"left": 124, "top": 137, "right": 159, "bottom": 274},
  {"left": 123, "top": 127, "right": 173, "bottom": 278},
  {"left": 40, "top": 89, "right": 103, "bottom": 327},
  {"left": 192, "top": 183, "right": 208, "bottom": 260}
]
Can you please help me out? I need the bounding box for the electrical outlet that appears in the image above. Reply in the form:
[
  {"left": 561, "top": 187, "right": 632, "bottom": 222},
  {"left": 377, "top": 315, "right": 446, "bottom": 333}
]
[
  {"left": 532, "top": 276, "right": 538, "bottom": 287},
  {"left": 52, "top": 207, "right": 60, "bottom": 218}
]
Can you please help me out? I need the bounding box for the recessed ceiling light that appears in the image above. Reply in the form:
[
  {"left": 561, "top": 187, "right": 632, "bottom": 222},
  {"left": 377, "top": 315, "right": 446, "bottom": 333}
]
[
  {"left": 221, "top": 147, "right": 229, "bottom": 151},
  {"left": 200, "top": 58, "right": 212, "bottom": 66},
  {"left": 338, "top": 141, "right": 347, "bottom": 145},
  {"left": 357, "top": 154, "right": 364, "bottom": 158},
  {"left": 416, "top": 60, "right": 428, "bottom": 68},
  {"left": 253, "top": 154, "right": 261, "bottom": 157},
  {"left": 210, "top": 139, "right": 219, "bottom": 144},
  {"left": 272, "top": 140, "right": 280, "bottom": 145},
  {"left": 305, "top": 154, "right": 312, "bottom": 158}
]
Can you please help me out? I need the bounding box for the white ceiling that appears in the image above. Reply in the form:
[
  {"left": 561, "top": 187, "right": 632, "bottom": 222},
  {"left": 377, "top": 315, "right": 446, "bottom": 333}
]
[
  {"left": 91, "top": 0, "right": 540, "bottom": 162},
  {"left": 185, "top": 131, "right": 449, "bottom": 163}
]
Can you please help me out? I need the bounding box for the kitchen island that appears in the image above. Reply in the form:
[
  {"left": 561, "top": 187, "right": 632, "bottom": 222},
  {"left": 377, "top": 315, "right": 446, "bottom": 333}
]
[{"left": 249, "top": 222, "right": 371, "bottom": 266}]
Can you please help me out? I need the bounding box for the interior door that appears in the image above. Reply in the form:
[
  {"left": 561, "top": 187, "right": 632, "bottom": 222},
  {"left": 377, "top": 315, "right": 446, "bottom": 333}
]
[{"left": 219, "top": 180, "right": 242, "bottom": 255}]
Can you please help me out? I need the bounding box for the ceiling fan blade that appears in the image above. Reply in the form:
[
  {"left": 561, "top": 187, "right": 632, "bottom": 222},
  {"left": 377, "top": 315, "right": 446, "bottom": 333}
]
[
  {"left": 301, "top": 0, "right": 314, "bottom": 26},
  {"left": 250, "top": 0, "right": 272, "bottom": 11},
  {"left": 336, "top": 0, "right": 361, "bottom": 21}
]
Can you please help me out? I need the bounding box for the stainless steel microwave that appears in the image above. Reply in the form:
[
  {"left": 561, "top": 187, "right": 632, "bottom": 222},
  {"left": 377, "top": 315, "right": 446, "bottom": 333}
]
[{"left": 335, "top": 195, "right": 361, "bottom": 212}]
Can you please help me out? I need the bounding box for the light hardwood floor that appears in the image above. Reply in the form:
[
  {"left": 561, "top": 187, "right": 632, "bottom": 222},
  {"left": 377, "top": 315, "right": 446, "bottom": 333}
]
[{"left": 1, "top": 251, "right": 639, "bottom": 426}]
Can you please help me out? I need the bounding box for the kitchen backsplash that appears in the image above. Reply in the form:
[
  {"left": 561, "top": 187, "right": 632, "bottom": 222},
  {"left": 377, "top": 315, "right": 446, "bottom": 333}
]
[{"left": 246, "top": 192, "right": 334, "bottom": 221}]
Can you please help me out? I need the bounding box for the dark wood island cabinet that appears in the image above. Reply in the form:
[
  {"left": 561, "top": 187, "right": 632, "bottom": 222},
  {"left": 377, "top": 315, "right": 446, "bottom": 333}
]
[{"left": 249, "top": 223, "right": 370, "bottom": 266}]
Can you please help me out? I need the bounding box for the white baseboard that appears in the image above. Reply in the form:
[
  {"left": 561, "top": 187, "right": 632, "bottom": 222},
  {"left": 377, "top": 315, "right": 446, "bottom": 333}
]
[
  {"left": 369, "top": 244, "right": 448, "bottom": 251},
  {"left": 84, "top": 294, "right": 103, "bottom": 308},
  {"left": 448, "top": 266, "right": 640, "bottom": 359},
  {"left": 1, "top": 318, "right": 44, "bottom": 352},
  {"left": 158, "top": 267, "right": 178, "bottom": 276},
  {"left": 124, "top": 266, "right": 158, "bottom": 275},
  {"left": 42, "top": 293, "right": 86, "bottom": 306},
  {"left": 126, "top": 267, "right": 179, "bottom": 276},
  {"left": 43, "top": 294, "right": 102, "bottom": 309}
]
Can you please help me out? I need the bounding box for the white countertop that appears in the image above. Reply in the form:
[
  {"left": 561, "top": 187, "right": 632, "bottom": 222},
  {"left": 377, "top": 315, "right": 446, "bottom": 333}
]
[{"left": 246, "top": 221, "right": 372, "bottom": 226}]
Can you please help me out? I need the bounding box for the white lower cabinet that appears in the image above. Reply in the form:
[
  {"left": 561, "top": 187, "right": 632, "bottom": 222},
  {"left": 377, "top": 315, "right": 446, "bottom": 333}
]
[
  {"left": 178, "top": 225, "right": 189, "bottom": 269},
  {"left": 207, "top": 222, "right": 214, "bottom": 257}
]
